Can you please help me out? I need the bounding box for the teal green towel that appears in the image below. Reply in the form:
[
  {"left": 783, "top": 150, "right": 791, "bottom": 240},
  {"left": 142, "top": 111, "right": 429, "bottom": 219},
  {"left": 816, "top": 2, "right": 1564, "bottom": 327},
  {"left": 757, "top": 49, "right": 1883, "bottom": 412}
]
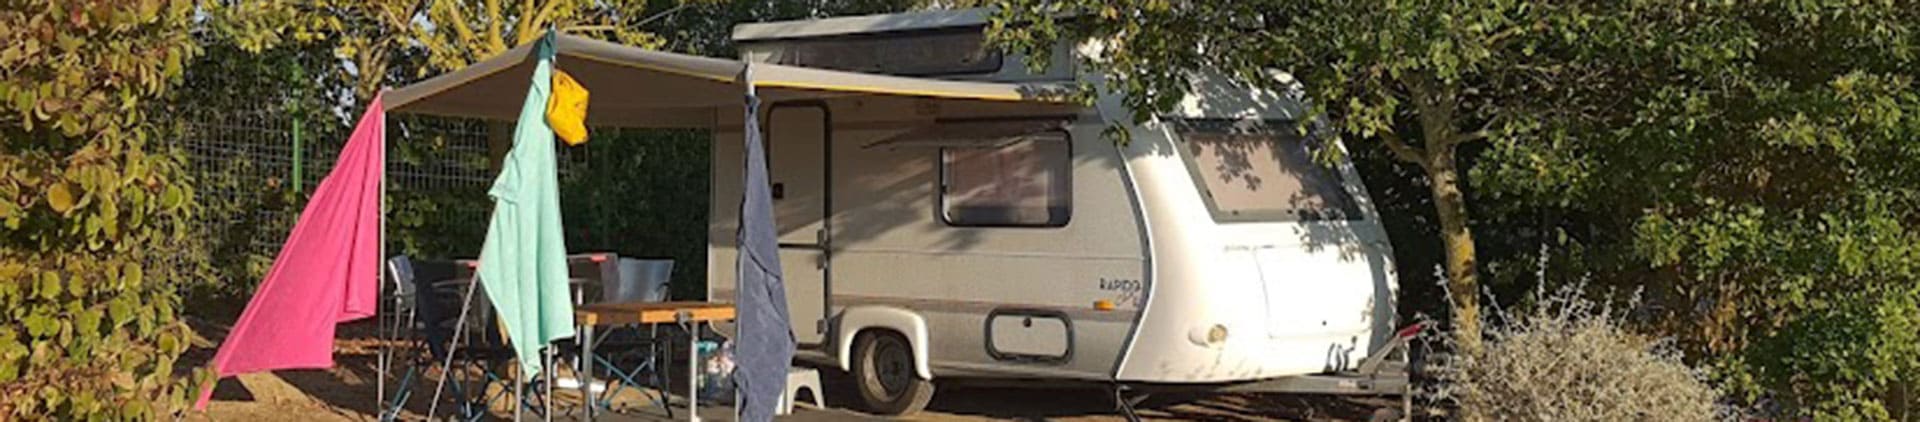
[{"left": 476, "top": 30, "right": 576, "bottom": 379}]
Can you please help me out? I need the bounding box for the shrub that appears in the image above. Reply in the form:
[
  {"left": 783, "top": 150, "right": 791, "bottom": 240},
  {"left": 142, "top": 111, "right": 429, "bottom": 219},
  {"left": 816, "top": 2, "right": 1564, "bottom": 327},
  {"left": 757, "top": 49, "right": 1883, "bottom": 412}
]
[
  {"left": 0, "top": 1, "right": 211, "bottom": 418},
  {"left": 1741, "top": 288, "right": 1920, "bottom": 420},
  {"left": 1425, "top": 284, "right": 1722, "bottom": 421}
]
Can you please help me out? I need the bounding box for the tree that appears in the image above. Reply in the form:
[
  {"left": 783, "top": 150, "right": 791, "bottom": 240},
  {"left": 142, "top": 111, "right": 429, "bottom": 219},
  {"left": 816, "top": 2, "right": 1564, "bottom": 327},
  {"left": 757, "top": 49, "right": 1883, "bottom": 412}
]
[
  {"left": 988, "top": 1, "right": 1920, "bottom": 417},
  {"left": 0, "top": 0, "right": 211, "bottom": 418},
  {"left": 202, "top": 0, "right": 712, "bottom": 101},
  {"left": 987, "top": 0, "right": 1553, "bottom": 350},
  {"left": 1466, "top": 3, "right": 1920, "bottom": 418}
]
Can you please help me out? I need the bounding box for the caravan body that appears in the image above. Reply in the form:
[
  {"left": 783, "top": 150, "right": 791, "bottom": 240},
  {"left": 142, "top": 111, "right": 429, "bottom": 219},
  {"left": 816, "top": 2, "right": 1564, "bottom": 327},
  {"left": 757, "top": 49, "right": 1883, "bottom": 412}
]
[{"left": 706, "top": 8, "right": 1399, "bottom": 410}]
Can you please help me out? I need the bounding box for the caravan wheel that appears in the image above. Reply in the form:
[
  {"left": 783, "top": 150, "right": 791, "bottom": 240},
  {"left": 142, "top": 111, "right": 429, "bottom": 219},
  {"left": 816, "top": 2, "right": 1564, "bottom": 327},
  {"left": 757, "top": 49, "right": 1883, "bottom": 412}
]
[{"left": 852, "top": 331, "right": 934, "bottom": 415}]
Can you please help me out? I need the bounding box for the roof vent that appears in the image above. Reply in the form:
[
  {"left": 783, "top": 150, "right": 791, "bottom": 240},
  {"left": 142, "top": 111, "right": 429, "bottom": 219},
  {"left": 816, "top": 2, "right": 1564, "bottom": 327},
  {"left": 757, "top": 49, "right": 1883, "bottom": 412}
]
[{"left": 754, "top": 28, "right": 1002, "bottom": 77}]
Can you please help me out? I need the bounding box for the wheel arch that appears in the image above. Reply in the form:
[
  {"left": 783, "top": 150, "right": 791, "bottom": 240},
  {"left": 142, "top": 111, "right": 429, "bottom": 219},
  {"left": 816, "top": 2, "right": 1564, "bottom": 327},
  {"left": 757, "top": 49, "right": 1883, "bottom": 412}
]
[{"left": 835, "top": 305, "right": 933, "bottom": 380}]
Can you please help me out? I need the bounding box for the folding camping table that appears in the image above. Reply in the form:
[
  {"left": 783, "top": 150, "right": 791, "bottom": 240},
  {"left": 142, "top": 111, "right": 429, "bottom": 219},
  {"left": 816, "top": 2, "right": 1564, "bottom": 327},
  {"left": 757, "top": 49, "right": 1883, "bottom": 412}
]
[{"left": 575, "top": 301, "right": 736, "bottom": 421}]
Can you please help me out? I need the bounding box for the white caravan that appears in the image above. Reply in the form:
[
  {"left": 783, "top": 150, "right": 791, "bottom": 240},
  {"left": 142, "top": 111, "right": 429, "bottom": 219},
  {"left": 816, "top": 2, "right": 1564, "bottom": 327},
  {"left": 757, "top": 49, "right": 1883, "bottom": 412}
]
[
  {"left": 706, "top": 9, "right": 1405, "bottom": 415},
  {"left": 380, "top": 8, "right": 1407, "bottom": 417}
]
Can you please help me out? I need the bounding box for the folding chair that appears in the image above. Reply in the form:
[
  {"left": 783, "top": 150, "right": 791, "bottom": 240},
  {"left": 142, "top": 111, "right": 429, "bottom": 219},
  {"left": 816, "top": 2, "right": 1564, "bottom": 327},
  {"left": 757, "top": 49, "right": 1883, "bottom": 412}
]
[
  {"left": 377, "top": 255, "right": 418, "bottom": 413},
  {"left": 376, "top": 257, "right": 412, "bottom": 421},
  {"left": 440, "top": 263, "right": 556, "bottom": 419},
  {"left": 379, "top": 256, "right": 482, "bottom": 421},
  {"left": 588, "top": 258, "right": 678, "bottom": 415},
  {"left": 378, "top": 256, "right": 532, "bottom": 421}
]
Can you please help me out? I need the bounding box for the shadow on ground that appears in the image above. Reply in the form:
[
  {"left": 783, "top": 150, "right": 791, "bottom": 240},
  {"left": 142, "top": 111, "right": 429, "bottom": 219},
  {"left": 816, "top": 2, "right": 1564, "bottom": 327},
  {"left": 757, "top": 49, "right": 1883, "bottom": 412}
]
[
  {"left": 179, "top": 318, "right": 1399, "bottom": 421},
  {"left": 812, "top": 367, "right": 1399, "bottom": 422}
]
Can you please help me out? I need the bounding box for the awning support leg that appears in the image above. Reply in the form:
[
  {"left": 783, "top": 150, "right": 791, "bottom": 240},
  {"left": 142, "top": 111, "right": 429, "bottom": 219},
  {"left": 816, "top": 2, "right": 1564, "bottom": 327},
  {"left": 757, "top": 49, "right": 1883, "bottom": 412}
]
[{"left": 1110, "top": 384, "right": 1144, "bottom": 422}]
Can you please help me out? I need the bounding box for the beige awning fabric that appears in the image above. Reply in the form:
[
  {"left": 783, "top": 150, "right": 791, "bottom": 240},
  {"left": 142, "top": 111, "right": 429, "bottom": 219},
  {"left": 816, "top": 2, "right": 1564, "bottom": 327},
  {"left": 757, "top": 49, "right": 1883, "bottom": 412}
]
[{"left": 384, "top": 34, "right": 1073, "bottom": 128}]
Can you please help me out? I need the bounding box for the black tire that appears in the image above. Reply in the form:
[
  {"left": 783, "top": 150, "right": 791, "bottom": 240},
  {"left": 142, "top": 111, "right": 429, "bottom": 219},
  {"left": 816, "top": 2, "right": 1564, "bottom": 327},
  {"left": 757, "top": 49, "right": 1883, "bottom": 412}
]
[{"left": 851, "top": 331, "right": 935, "bottom": 415}]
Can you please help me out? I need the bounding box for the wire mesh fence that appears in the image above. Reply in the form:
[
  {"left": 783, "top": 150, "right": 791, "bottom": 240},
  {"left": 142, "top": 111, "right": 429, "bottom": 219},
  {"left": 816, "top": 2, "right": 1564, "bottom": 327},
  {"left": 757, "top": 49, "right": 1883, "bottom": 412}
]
[
  {"left": 173, "top": 115, "right": 309, "bottom": 254},
  {"left": 163, "top": 50, "right": 705, "bottom": 299},
  {"left": 166, "top": 112, "right": 597, "bottom": 261}
]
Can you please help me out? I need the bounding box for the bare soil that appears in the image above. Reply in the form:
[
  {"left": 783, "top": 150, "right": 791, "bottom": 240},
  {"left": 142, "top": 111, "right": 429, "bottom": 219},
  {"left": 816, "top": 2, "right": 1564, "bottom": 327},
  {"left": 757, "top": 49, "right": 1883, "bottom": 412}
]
[{"left": 180, "top": 319, "right": 1399, "bottom": 421}]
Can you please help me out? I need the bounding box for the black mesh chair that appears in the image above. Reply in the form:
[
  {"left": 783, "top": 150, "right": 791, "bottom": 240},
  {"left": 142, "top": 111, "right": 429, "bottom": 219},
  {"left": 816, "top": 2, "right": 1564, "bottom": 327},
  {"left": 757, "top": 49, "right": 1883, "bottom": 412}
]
[{"left": 379, "top": 256, "right": 525, "bottom": 421}]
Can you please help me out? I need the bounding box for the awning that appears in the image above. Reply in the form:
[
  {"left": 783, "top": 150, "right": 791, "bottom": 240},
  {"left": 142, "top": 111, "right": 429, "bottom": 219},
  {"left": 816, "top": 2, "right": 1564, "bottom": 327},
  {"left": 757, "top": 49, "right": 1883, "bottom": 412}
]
[{"left": 385, "top": 34, "right": 1074, "bottom": 128}]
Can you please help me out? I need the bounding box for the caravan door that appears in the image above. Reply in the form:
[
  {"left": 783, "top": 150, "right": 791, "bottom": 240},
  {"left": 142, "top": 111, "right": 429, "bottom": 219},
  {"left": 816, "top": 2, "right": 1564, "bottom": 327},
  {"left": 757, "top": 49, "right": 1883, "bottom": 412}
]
[{"left": 766, "top": 102, "right": 831, "bottom": 347}]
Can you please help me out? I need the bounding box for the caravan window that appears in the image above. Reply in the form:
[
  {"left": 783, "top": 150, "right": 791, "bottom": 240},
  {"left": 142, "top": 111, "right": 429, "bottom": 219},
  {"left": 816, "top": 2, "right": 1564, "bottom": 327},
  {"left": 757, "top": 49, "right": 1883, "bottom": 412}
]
[
  {"left": 940, "top": 132, "right": 1072, "bottom": 227},
  {"left": 1174, "top": 119, "right": 1360, "bottom": 222}
]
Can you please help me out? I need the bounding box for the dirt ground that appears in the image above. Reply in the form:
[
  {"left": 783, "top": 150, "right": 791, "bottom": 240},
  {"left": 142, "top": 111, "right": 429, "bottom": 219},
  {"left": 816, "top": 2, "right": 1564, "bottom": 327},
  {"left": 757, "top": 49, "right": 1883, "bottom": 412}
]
[{"left": 181, "top": 320, "right": 1401, "bottom": 421}]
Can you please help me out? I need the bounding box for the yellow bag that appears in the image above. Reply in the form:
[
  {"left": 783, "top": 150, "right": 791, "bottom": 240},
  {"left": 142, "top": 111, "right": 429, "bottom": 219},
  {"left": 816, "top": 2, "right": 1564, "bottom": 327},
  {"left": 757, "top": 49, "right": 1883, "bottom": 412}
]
[{"left": 546, "top": 69, "right": 591, "bottom": 145}]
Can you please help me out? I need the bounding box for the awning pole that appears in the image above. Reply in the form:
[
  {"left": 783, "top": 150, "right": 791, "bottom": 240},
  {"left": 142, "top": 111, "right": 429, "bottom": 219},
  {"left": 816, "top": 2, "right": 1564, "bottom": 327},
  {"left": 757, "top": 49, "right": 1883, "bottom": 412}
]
[
  {"left": 374, "top": 92, "right": 387, "bottom": 413},
  {"left": 732, "top": 61, "right": 753, "bottom": 422},
  {"left": 744, "top": 62, "right": 756, "bottom": 98},
  {"left": 542, "top": 26, "right": 556, "bottom": 422}
]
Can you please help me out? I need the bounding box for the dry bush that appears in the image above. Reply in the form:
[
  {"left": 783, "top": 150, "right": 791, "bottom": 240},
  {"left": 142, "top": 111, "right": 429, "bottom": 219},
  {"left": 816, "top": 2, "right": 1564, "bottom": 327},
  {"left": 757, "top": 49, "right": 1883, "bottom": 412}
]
[{"left": 1424, "top": 284, "right": 1723, "bottom": 421}]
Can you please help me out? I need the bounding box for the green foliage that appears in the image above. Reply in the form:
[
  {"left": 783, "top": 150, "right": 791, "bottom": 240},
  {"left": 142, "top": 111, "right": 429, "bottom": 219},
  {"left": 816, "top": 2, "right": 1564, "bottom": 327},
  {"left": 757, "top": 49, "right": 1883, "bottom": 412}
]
[
  {"left": 201, "top": 0, "right": 719, "bottom": 100},
  {"left": 178, "top": 157, "right": 296, "bottom": 314},
  {"left": 167, "top": 42, "right": 353, "bottom": 310},
  {"left": 383, "top": 117, "right": 492, "bottom": 260},
  {"left": 386, "top": 186, "right": 491, "bottom": 260},
  {"left": 989, "top": 0, "right": 1551, "bottom": 350},
  {"left": 559, "top": 129, "right": 712, "bottom": 300},
  {"left": 378, "top": 126, "right": 716, "bottom": 301},
  {"left": 0, "top": 0, "right": 213, "bottom": 418},
  {"left": 1465, "top": 4, "right": 1920, "bottom": 417},
  {"left": 987, "top": 0, "right": 1920, "bottom": 417}
]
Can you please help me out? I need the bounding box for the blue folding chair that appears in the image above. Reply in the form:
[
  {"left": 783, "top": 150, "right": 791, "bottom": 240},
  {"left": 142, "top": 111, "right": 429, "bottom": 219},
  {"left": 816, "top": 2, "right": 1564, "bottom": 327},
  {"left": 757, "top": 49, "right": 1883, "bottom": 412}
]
[{"left": 579, "top": 257, "right": 677, "bottom": 415}]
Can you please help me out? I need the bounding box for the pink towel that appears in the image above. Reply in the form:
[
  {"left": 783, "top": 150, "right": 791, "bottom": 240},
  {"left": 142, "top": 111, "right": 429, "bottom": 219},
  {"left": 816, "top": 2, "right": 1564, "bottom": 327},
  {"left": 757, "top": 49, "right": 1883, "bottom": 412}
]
[{"left": 195, "top": 96, "right": 384, "bottom": 410}]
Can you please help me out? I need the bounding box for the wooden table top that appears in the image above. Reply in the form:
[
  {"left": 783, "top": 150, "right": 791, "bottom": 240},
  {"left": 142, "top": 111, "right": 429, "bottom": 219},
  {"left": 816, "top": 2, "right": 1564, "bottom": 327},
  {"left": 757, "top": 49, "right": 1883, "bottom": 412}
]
[{"left": 574, "top": 301, "right": 736, "bottom": 326}]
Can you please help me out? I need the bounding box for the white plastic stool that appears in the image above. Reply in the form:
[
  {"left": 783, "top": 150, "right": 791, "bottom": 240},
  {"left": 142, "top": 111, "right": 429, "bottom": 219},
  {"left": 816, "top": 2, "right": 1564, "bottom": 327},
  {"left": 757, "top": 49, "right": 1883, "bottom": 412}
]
[{"left": 777, "top": 367, "right": 824, "bottom": 415}]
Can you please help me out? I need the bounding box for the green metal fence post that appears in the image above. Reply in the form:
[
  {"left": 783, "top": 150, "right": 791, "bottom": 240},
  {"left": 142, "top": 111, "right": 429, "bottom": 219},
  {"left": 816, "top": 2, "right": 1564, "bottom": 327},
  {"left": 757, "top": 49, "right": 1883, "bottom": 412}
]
[{"left": 291, "top": 65, "right": 304, "bottom": 193}]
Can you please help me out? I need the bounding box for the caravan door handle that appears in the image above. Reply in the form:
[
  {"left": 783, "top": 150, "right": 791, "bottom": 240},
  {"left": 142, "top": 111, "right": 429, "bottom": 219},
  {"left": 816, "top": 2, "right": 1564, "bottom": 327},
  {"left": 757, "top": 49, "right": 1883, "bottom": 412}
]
[
  {"left": 777, "top": 228, "right": 831, "bottom": 272},
  {"left": 816, "top": 229, "right": 830, "bottom": 270}
]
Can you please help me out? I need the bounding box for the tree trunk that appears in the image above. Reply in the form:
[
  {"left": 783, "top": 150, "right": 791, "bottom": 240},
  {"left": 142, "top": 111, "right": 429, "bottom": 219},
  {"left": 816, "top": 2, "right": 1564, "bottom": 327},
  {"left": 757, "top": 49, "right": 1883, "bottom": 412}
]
[{"left": 1427, "top": 155, "right": 1482, "bottom": 353}]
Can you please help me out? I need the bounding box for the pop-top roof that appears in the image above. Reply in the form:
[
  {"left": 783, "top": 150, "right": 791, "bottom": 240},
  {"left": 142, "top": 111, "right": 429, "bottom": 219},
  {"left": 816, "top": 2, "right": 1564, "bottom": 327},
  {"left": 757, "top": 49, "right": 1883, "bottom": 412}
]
[{"left": 731, "top": 8, "right": 990, "bottom": 42}]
